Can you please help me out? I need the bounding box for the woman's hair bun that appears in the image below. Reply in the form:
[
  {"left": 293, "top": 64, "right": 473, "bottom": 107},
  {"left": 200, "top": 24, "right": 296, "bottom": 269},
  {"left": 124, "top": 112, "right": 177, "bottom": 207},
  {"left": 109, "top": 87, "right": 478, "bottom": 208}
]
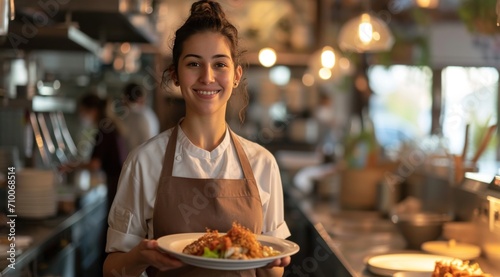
[{"left": 189, "top": 0, "right": 227, "bottom": 22}]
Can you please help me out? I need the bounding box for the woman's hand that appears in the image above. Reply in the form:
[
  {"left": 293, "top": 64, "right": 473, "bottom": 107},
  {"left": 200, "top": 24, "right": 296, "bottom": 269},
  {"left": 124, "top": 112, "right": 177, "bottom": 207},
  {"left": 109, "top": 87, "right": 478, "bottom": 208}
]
[
  {"left": 266, "top": 256, "right": 291, "bottom": 268},
  {"left": 132, "top": 239, "right": 185, "bottom": 271}
]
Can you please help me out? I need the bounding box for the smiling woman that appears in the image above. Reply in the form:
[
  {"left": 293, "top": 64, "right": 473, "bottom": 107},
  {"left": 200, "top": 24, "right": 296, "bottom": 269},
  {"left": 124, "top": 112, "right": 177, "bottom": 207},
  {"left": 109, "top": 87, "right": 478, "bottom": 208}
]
[{"left": 103, "top": 1, "right": 291, "bottom": 277}]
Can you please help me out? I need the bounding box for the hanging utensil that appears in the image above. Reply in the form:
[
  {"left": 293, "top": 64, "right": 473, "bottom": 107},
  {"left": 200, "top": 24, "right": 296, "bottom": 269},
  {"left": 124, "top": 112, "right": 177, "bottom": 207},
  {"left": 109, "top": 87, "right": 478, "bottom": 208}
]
[
  {"left": 461, "top": 124, "right": 470, "bottom": 161},
  {"left": 0, "top": 0, "right": 14, "bottom": 35},
  {"left": 0, "top": 0, "right": 8, "bottom": 35},
  {"left": 29, "top": 112, "right": 51, "bottom": 167},
  {"left": 49, "top": 112, "right": 69, "bottom": 163},
  {"left": 56, "top": 111, "right": 78, "bottom": 158},
  {"left": 471, "top": 124, "right": 498, "bottom": 164}
]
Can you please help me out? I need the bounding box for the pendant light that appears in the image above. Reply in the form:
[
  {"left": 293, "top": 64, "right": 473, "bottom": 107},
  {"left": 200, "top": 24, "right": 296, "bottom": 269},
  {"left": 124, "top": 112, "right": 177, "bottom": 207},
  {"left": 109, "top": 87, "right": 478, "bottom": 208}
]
[
  {"left": 306, "top": 46, "right": 352, "bottom": 83},
  {"left": 415, "top": 0, "right": 439, "bottom": 9},
  {"left": 338, "top": 12, "right": 395, "bottom": 53}
]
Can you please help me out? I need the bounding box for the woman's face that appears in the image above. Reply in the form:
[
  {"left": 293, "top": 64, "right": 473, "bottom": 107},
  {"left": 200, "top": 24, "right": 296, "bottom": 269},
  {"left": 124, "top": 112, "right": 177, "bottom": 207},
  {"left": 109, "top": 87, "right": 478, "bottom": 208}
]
[{"left": 175, "top": 31, "right": 242, "bottom": 118}]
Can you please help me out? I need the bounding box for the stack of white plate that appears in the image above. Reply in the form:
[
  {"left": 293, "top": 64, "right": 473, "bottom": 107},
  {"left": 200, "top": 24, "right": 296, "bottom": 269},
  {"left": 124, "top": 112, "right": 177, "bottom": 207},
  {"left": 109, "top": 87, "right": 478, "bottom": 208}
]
[{"left": 16, "top": 169, "right": 57, "bottom": 219}]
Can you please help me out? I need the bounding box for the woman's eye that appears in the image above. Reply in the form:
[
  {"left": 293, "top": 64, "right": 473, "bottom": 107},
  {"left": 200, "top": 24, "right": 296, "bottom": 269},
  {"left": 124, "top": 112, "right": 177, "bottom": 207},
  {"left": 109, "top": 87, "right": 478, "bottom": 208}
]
[
  {"left": 187, "top": 62, "right": 200, "bottom": 67},
  {"left": 215, "top": 62, "right": 228, "bottom": 68}
]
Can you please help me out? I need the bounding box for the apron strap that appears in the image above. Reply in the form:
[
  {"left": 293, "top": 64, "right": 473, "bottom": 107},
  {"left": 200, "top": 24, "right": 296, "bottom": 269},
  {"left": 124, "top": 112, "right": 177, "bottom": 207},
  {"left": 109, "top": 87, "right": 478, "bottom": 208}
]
[
  {"left": 229, "top": 129, "right": 256, "bottom": 182},
  {"left": 161, "top": 125, "right": 179, "bottom": 177}
]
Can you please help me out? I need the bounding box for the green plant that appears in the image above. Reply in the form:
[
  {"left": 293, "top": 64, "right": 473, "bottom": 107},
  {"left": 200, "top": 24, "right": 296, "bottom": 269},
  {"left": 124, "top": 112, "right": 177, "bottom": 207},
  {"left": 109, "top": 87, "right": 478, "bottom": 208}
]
[{"left": 458, "top": 0, "right": 499, "bottom": 34}]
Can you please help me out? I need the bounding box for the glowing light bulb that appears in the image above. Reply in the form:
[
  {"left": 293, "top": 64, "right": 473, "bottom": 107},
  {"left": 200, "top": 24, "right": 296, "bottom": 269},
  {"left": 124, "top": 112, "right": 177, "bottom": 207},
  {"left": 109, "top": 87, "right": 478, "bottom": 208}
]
[
  {"left": 318, "top": 68, "right": 332, "bottom": 80},
  {"left": 416, "top": 0, "right": 439, "bottom": 9},
  {"left": 258, "top": 48, "right": 277, "bottom": 67},
  {"left": 358, "top": 14, "right": 373, "bottom": 44},
  {"left": 320, "top": 46, "right": 336, "bottom": 69}
]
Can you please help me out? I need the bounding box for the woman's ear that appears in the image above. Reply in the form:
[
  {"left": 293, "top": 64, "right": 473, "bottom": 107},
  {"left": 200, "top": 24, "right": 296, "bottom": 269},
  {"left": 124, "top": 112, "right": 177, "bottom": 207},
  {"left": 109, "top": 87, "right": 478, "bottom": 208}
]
[
  {"left": 169, "top": 66, "right": 179, "bottom": 86},
  {"left": 234, "top": 65, "right": 243, "bottom": 87}
]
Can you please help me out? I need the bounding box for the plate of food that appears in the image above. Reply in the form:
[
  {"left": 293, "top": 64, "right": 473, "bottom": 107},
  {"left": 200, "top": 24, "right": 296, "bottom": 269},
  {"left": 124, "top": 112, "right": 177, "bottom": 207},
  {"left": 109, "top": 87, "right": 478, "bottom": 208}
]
[
  {"left": 366, "top": 253, "right": 456, "bottom": 276},
  {"left": 157, "top": 223, "right": 300, "bottom": 270},
  {"left": 368, "top": 253, "right": 492, "bottom": 277}
]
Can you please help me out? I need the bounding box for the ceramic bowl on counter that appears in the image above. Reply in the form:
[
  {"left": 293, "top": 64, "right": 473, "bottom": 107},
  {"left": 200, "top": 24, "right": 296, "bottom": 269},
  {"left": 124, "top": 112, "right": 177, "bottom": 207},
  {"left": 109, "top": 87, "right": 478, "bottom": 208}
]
[
  {"left": 442, "top": 221, "right": 479, "bottom": 245},
  {"left": 391, "top": 212, "right": 452, "bottom": 249}
]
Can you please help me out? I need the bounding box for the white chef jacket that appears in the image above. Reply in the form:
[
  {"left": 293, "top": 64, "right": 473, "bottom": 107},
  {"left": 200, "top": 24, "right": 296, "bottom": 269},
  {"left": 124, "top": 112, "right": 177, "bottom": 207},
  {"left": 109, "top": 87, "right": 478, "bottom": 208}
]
[
  {"left": 106, "top": 126, "right": 291, "bottom": 253},
  {"left": 122, "top": 104, "right": 160, "bottom": 151}
]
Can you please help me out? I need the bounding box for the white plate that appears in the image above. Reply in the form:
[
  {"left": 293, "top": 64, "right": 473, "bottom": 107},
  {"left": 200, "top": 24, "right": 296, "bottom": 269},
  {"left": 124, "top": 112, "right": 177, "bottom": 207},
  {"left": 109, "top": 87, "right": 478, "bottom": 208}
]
[
  {"left": 367, "top": 253, "right": 456, "bottom": 276},
  {"left": 157, "top": 232, "right": 300, "bottom": 271},
  {"left": 421, "top": 241, "right": 481, "bottom": 260}
]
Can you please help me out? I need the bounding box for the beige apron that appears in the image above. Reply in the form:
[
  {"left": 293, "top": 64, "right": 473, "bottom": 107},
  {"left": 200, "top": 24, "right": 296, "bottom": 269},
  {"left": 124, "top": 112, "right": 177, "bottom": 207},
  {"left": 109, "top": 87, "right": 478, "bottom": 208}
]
[{"left": 148, "top": 125, "right": 263, "bottom": 277}]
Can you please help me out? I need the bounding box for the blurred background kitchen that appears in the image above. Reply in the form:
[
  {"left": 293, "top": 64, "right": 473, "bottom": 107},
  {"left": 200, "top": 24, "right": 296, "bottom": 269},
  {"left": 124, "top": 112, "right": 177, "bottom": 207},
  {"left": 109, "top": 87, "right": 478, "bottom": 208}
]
[{"left": 1, "top": 0, "right": 500, "bottom": 276}]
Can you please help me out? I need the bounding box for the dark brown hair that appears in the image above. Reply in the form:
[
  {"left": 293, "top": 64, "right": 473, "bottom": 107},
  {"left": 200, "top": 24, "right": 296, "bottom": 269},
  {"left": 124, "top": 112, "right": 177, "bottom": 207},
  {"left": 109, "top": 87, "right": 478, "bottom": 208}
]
[
  {"left": 163, "top": 0, "right": 248, "bottom": 122},
  {"left": 123, "top": 82, "right": 144, "bottom": 103},
  {"left": 79, "top": 93, "right": 107, "bottom": 122},
  {"left": 171, "top": 0, "right": 241, "bottom": 73}
]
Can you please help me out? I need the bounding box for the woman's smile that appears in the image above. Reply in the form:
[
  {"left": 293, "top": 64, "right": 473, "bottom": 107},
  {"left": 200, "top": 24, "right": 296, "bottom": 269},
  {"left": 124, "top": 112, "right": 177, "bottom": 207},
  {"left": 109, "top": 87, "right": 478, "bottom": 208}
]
[{"left": 194, "top": 89, "right": 221, "bottom": 98}]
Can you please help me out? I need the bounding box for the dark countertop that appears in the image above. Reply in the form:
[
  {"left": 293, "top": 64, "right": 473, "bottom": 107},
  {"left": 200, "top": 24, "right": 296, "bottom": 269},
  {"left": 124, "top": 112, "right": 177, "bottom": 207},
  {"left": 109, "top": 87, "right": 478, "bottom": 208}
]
[
  {"left": 288, "top": 188, "right": 500, "bottom": 277},
  {"left": 0, "top": 185, "right": 107, "bottom": 275}
]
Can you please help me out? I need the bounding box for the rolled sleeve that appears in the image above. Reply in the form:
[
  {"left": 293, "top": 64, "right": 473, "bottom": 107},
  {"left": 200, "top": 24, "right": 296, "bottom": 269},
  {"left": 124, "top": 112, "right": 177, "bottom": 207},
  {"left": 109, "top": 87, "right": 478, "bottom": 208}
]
[{"left": 106, "top": 227, "right": 144, "bottom": 252}]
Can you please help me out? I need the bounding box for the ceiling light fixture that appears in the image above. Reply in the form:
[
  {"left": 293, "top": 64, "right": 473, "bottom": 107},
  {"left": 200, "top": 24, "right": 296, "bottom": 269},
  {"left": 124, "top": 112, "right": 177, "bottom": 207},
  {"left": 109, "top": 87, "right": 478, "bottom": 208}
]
[
  {"left": 338, "top": 12, "right": 395, "bottom": 53},
  {"left": 307, "top": 46, "right": 352, "bottom": 83}
]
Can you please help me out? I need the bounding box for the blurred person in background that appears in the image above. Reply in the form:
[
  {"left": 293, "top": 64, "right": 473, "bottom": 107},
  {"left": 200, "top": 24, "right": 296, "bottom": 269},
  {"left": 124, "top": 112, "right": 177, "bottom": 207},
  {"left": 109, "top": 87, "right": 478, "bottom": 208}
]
[
  {"left": 121, "top": 82, "right": 160, "bottom": 151},
  {"left": 63, "top": 93, "right": 128, "bottom": 211}
]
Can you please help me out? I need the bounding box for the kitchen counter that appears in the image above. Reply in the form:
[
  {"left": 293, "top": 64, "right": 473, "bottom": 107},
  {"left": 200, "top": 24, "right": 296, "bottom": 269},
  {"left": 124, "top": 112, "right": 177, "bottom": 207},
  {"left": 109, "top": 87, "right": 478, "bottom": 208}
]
[
  {"left": 286, "top": 188, "right": 500, "bottom": 277},
  {"left": 0, "top": 185, "right": 107, "bottom": 277}
]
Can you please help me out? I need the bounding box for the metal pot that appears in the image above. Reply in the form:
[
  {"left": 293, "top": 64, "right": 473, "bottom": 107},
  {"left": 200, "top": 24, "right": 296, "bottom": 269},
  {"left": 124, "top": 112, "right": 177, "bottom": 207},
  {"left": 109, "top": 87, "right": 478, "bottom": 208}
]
[{"left": 391, "top": 212, "right": 452, "bottom": 249}]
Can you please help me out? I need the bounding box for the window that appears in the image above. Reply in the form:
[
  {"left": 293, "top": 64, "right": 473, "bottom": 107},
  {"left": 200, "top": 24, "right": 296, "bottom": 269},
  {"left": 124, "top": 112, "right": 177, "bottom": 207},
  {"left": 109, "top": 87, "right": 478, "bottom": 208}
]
[
  {"left": 368, "top": 65, "right": 433, "bottom": 149},
  {"left": 442, "top": 66, "right": 498, "bottom": 161}
]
